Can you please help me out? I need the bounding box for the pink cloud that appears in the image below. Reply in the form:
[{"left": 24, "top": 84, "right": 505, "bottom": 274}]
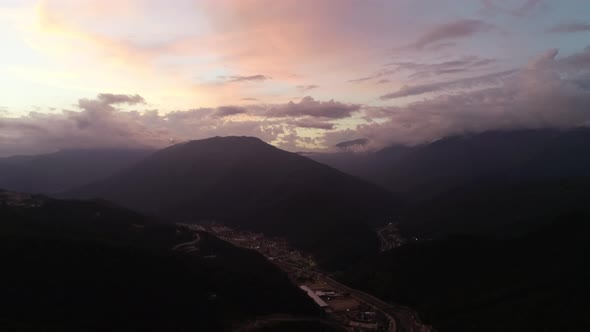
[
  {"left": 380, "top": 69, "right": 516, "bottom": 99},
  {"left": 411, "top": 19, "right": 494, "bottom": 49}
]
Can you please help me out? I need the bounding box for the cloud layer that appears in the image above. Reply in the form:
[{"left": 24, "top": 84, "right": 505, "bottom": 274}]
[
  {"left": 2, "top": 46, "right": 590, "bottom": 156},
  {"left": 411, "top": 19, "right": 494, "bottom": 49},
  {"left": 2, "top": 1, "right": 590, "bottom": 155}
]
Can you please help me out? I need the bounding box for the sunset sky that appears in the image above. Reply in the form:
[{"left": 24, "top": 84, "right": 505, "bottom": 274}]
[{"left": 1, "top": 0, "right": 590, "bottom": 155}]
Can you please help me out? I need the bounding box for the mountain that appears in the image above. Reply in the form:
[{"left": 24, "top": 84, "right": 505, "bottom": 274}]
[
  {"left": 0, "top": 191, "right": 321, "bottom": 331},
  {"left": 323, "top": 129, "right": 590, "bottom": 331},
  {"left": 66, "top": 136, "right": 396, "bottom": 268},
  {"left": 400, "top": 177, "right": 590, "bottom": 238},
  {"left": 338, "top": 212, "right": 590, "bottom": 332},
  {"left": 0, "top": 149, "right": 153, "bottom": 194},
  {"left": 309, "top": 128, "right": 590, "bottom": 237},
  {"left": 309, "top": 128, "right": 590, "bottom": 200}
]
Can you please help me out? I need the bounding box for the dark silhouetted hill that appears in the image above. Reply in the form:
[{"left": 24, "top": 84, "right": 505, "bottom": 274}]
[
  {"left": 0, "top": 149, "right": 153, "bottom": 194},
  {"left": 310, "top": 128, "right": 590, "bottom": 200},
  {"left": 66, "top": 136, "right": 396, "bottom": 268},
  {"left": 310, "top": 128, "right": 590, "bottom": 237},
  {"left": 339, "top": 213, "right": 590, "bottom": 332},
  {"left": 0, "top": 192, "right": 320, "bottom": 331}
]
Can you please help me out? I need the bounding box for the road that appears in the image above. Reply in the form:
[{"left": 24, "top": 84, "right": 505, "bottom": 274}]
[
  {"left": 325, "top": 276, "right": 397, "bottom": 332},
  {"left": 325, "top": 277, "right": 432, "bottom": 332},
  {"left": 275, "top": 260, "right": 430, "bottom": 332},
  {"left": 172, "top": 233, "right": 201, "bottom": 253}
]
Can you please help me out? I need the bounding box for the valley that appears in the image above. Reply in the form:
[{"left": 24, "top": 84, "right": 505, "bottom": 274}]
[{"left": 200, "top": 222, "right": 431, "bottom": 332}]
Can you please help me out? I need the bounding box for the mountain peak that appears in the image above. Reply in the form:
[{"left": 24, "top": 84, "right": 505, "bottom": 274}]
[
  {"left": 193, "top": 136, "right": 266, "bottom": 144},
  {"left": 66, "top": 136, "right": 395, "bottom": 267},
  {"left": 172, "top": 136, "right": 270, "bottom": 150}
]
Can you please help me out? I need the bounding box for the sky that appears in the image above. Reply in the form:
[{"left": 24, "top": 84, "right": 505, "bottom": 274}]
[{"left": 1, "top": 0, "right": 590, "bottom": 155}]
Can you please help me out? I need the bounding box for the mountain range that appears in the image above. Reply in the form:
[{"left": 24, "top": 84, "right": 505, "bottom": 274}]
[
  {"left": 2, "top": 129, "right": 589, "bottom": 331},
  {"left": 0, "top": 149, "right": 153, "bottom": 194},
  {"left": 310, "top": 128, "right": 590, "bottom": 237}
]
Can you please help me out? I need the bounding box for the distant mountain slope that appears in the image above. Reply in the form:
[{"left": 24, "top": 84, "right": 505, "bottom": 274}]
[
  {"left": 401, "top": 177, "right": 590, "bottom": 238},
  {"left": 66, "top": 136, "right": 396, "bottom": 268},
  {"left": 0, "top": 149, "right": 153, "bottom": 194},
  {"left": 0, "top": 191, "right": 319, "bottom": 331},
  {"left": 339, "top": 213, "right": 590, "bottom": 332},
  {"left": 309, "top": 128, "right": 590, "bottom": 237},
  {"left": 309, "top": 128, "right": 590, "bottom": 199}
]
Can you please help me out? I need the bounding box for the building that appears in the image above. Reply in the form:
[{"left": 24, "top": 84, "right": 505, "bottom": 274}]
[{"left": 300, "top": 285, "right": 329, "bottom": 309}]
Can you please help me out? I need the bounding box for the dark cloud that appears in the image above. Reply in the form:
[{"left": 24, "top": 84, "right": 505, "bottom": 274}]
[
  {"left": 291, "top": 118, "right": 334, "bottom": 130},
  {"left": 213, "top": 106, "right": 248, "bottom": 118},
  {"left": 481, "top": 0, "right": 542, "bottom": 17},
  {"left": 559, "top": 46, "right": 590, "bottom": 69},
  {"left": 335, "top": 138, "right": 368, "bottom": 150},
  {"left": 221, "top": 74, "right": 270, "bottom": 82},
  {"left": 267, "top": 96, "right": 360, "bottom": 119},
  {"left": 425, "top": 42, "right": 457, "bottom": 51},
  {"left": 547, "top": 23, "right": 590, "bottom": 34},
  {"left": 97, "top": 93, "right": 145, "bottom": 105},
  {"left": 380, "top": 69, "right": 516, "bottom": 100},
  {"left": 412, "top": 19, "right": 494, "bottom": 49},
  {"left": 400, "top": 56, "right": 497, "bottom": 79},
  {"left": 349, "top": 75, "right": 379, "bottom": 83},
  {"left": 351, "top": 56, "right": 496, "bottom": 84},
  {"left": 296, "top": 84, "right": 320, "bottom": 92}
]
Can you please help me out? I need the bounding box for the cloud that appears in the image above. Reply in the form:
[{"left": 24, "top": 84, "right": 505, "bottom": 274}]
[
  {"left": 212, "top": 106, "right": 247, "bottom": 118},
  {"left": 291, "top": 118, "right": 334, "bottom": 130},
  {"left": 97, "top": 93, "right": 145, "bottom": 105},
  {"left": 395, "top": 56, "right": 497, "bottom": 79},
  {"left": 4, "top": 45, "right": 590, "bottom": 156},
  {"left": 336, "top": 48, "right": 590, "bottom": 149},
  {"left": 380, "top": 69, "right": 516, "bottom": 100},
  {"left": 481, "top": 0, "right": 542, "bottom": 17},
  {"left": 351, "top": 55, "right": 497, "bottom": 85},
  {"left": 296, "top": 84, "right": 320, "bottom": 92},
  {"left": 221, "top": 74, "right": 270, "bottom": 82},
  {"left": 559, "top": 46, "right": 590, "bottom": 70},
  {"left": 547, "top": 23, "right": 590, "bottom": 34},
  {"left": 266, "top": 96, "right": 360, "bottom": 119},
  {"left": 0, "top": 94, "right": 360, "bottom": 156},
  {"left": 412, "top": 19, "right": 494, "bottom": 49}
]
